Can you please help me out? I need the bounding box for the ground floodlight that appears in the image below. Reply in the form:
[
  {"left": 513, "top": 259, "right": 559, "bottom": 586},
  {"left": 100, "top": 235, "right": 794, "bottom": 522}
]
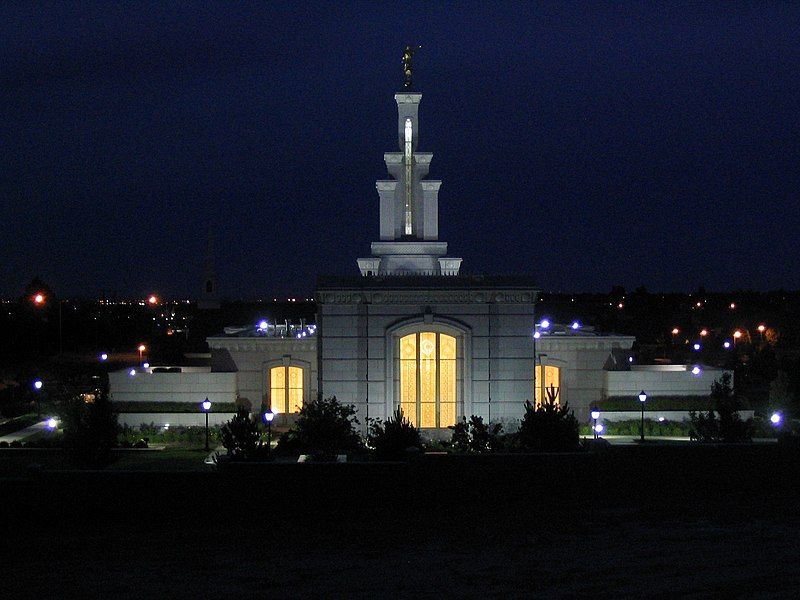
[
  {"left": 533, "top": 331, "right": 541, "bottom": 339},
  {"left": 100, "top": 353, "right": 108, "bottom": 361},
  {"left": 691, "top": 366, "right": 701, "bottom": 375},
  {"left": 129, "top": 369, "right": 136, "bottom": 376},
  {"left": 33, "top": 380, "right": 43, "bottom": 390},
  {"left": 539, "top": 319, "right": 550, "bottom": 329},
  {"left": 143, "top": 362, "right": 150, "bottom": 369},
  {"left": 46, "top": 418, "right": 57, "bottom": 430},
  {"left": 770, "top": 412, "right": 782, "bottom": 425}
]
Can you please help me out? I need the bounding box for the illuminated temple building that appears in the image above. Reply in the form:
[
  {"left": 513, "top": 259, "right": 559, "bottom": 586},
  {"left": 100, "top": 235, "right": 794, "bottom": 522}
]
[{"left": 111, "top": 83, "right": 725, "bottom": 430}]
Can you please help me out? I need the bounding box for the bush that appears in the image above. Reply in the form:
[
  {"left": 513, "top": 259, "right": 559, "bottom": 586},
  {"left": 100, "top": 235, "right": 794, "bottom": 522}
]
[
  {"left": 219, "top": 408, "right": 265, "bottom": 460},
  {"left": 119, "top": 423, "right": 218, "bottom": 448},
  {"left": 276, "top": 396, "right": 362, "bottom": 460},
  {"left": 367, "top": 407, "right": 422, "bottom": 460},
  {"left": 61, "top": 390, "right": 119, "bottom": 467},
  {"left": 517, "top": 386, "right": 580, "bottom": 452},
  {"left": 449, "top": 415, "right": 503, "bottom": 453},
  {"left": 690, "top": 373, "right": 754, "bottom": 443}
]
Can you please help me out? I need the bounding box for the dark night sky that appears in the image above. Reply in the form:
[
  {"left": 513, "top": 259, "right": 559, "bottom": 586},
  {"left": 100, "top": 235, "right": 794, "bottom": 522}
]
[{"left": 2, "top": 2, "right": 799, "bottom": 299}]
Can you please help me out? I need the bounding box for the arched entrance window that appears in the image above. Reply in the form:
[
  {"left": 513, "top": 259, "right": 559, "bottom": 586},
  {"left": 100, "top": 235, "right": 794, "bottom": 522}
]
[
  {"left": 399, "top": 332, "right": 456, "bottom": 427},
  {"left": 270, "top": 365, "right": 304, "bottom": 413},
  {"left": 534, "top": 364, "right": 561, "bottom": 405}
]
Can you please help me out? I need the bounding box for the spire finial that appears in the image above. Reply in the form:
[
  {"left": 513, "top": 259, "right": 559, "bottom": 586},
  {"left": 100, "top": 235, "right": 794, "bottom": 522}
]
[{"left": 402, "top": 45, "right": 421, "bottom": 90}]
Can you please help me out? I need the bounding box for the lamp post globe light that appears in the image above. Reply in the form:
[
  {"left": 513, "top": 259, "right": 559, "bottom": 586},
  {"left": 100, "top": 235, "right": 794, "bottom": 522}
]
[
  {"left": 263, "top": 409, "right": 275, "bottom": 457},
  {"left": 638, "top": 390, "right": 647, "bottom": 442},
  {"left": 201, "top": 397, "right": 212, "bottom": 452},
  {"left": 591, "top": 408, "right": 600, "bottom": 440}
]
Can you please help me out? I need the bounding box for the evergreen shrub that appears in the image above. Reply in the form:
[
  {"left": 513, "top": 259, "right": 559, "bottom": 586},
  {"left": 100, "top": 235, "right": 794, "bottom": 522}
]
[
  {"left": 517, "top": 385, "right": 580, "bottom": 452},
  {"left": 275, "top": 396, "right": 362, "bottom": 460},
  {"left": 366, "top": 406, "right": 422, "bottom": 460}
]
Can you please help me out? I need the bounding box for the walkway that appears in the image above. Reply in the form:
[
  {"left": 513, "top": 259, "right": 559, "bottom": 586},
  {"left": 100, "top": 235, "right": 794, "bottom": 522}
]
[{"left": 0, "top": 420, "right": 48, "bottom": 443}]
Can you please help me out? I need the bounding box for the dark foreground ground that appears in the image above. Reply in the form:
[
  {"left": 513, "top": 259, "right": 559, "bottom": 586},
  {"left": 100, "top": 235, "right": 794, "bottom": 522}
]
[{"left": 4, "top": 444, "right": 800, "bottom": 599}]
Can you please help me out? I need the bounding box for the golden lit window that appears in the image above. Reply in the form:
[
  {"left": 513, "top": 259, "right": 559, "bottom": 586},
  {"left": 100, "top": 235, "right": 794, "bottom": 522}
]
[
  {"left": 270, "top": 365, "right": 304, "bottom": 413},
  {"left": 534, "top": 364, "right": 561, "bottom": 404},
  {"left": 399, "top": 332, "right": 457, "bottom": 427}
]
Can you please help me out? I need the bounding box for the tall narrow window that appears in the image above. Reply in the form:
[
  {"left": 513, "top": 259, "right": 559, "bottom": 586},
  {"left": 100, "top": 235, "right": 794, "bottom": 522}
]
[
  {"left": 404, "top": 117, "right": 414, "bottom": 236},
  {"left": 399, "top": 332, "right": 457, "bottom": 427},
  {"left": 534, "top": 364, "right": 561, "bottom": 405},
  {"left": 270, "top": 365, "right": 304, "bottom": 413}
]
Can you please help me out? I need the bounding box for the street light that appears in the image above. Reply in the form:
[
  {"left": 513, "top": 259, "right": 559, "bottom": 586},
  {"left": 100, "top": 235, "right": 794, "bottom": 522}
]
[
  {"left": 733, "top": 330, "right": 743, "bottom": 346},
  {"left": 201, "top": 397, "right": 212, "bottom": 451},
  {"left": 638, "top": 390, "right": 647, "bottom": 442},
  {"left": 100, "top": 352, "right": 108, "bottom": 361},
  {"left": 263, "top": 409, "right": 275, "bottom": 457},
  {"left": 757, "top": 324, "right": 766, "bottom": 342},
  {"left": 770, "top": 412, "right": 782, "bottom": 426},
  {"left": 591, "top": 408, "right": 600, "bottom": 440},
  {"left": 33, "top": 379, "right": 43, "bottom": 419},
  {"left": 138, "top": 344, "right": 146, "bottom": 363},
  {"left": 31, "top": 292, "right": 63, "bottom": 355}
]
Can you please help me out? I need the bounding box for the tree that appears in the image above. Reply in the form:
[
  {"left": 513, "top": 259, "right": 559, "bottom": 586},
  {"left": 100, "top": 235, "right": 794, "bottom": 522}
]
[
  {"left": 219, "top": 408, "right": 262, "bottom": 460},
  {"left": 517, "top": 385, "right": 580, "bottom": 452},
  {"left": 276, "top": 396, "right": 362, "bottom": 459},
  {"left": 367, "top": 406, "right": 422, "bottom": 460},
  {"left": 61, "top": 390, "right": 119, "bottom": 467},
  {"left": 449, "top": 415, "right": 503, "bottom": 453},
  {"left": 690, "top": 373, "right": 753, "bottom": 443}
]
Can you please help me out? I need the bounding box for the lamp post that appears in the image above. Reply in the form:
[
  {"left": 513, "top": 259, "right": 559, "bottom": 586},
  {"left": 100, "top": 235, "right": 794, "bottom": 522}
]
[
  {"left": 638, "top": 390, "right": 647, "bottom": 442},
  {"left": 138, "top": 344, "right": 146, "bottom": 364},
  {"left": 263, "top": 409, "right": 275, "bottom": 457},
  {"left": 201, "top": 397, "right": 211, "bottom": 451},
  {"left": 591, "top": 408, "right": 600, "bottom": 440},
  {"left": 33, "top": 379, "right": 43, "bottom": 419}
]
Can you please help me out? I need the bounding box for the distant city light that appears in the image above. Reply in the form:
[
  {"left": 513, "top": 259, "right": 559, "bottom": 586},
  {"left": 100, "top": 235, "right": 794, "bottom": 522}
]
[
  {"left": 723, "top": 341, "right": 732, "bottom": 349},
  {"left": 696, "top": 301, "right": 702, "bottom": 308},
  {"left": 100, "top": 353, "right": 108, "bottom": 361},
  {"left": 691, "top": 366, "right": 702, "bottom": 376},
  {"left": 570, "top": 321, "right": 581, "bottom": 330},
  {"left": 129, "top": 369, "right": 136, "bottom": 376},
  {"left": 770, "top": 412, "right": 782, "bottom": 425},
  {"left": 618, "top": 303, "right": 624, "bottom": 309},
  {"left": 671, "top": 328, "right": 680, "bottom": 336},
  {"left": 539, "top": 319, "right": 550, "bottom": 329},
  {"left": 33, "top": 293, "right": 45, "bottom": 305},
  {"left": 138, "top": 344, "right": 146, "bottom": 352},
  {"left": 700, "top": 329, "right": 708, "bottom": 337},
  {"left": 693, "top": 343, "right": 701, "bottom": 351},
  {"left": 729, "top": 302, "right": 736, "bottom": 310},
  {"left": 46, "top": 418, "right": 57, "bottom": 430},
  {"left": 148, "top": 295, "right": 158, "bottom": 305},
  {"left": 33, "top": 380, "right": 43, "bottom": 390},
  {"left": 733, "top": 330, "right": 743, "bottom": 339},
  {"left": 757, "top": 324, "right": 766, "bottom": 333}
]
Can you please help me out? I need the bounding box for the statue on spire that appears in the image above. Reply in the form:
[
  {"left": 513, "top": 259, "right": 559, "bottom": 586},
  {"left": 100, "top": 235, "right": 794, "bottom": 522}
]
[{"left": 402, "top": 45, "right": 421, "bottom": 89}]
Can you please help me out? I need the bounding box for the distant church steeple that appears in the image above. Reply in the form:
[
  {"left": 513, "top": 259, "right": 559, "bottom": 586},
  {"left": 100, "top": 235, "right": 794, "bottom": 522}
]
[
  {"left": 198, "top": 228, "right": 220, "bottom": 310},
  {"left": 356, "top": 54, "right": 462, "bottom": 277}
]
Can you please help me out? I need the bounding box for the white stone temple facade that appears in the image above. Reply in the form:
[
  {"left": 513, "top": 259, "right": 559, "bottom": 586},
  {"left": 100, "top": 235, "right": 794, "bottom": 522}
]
[{"left": 110, "top": 82, "right": 726, "bottom": 430}]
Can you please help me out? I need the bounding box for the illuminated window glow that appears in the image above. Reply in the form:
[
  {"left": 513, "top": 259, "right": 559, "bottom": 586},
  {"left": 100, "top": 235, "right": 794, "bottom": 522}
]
[
  {"left": 534, "top": 364, "right": 561, "bottom": 405},
  {"left": 399, "top": 332, "right": 457, "bottom": 427},
  {"left": 270, "top": 366, "right": 304, "bottom": 413}
]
